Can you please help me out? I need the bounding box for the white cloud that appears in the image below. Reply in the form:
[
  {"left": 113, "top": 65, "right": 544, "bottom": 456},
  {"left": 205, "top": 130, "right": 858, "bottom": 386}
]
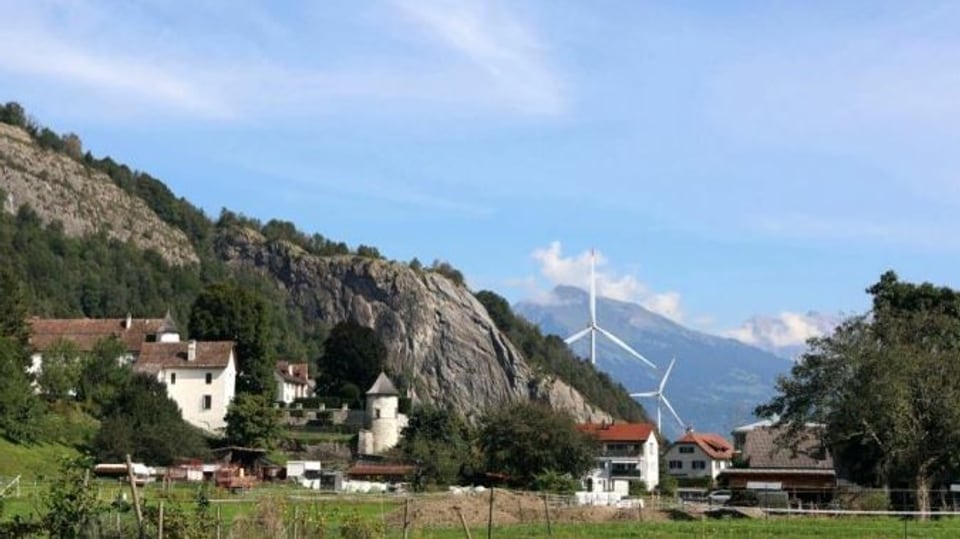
[
  {"left": 527, "top": 241, "right": 685, "bottom": 322},
  {"left": 392, "top": 0, "right": 566, "bottom": 115},
  {"left": 724, "top": 312, "right": 841, "bottom": 355},
  {"left": 0, "top": 0, "right": 566, "bottom": 121}
]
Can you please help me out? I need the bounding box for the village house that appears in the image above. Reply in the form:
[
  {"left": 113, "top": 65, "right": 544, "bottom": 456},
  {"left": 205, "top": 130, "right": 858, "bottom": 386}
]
[
  {"left": 134, "top": 339, "right": 237, "bottom": 432},
  {"left": 28, "top": 312, "right": 237, "bottom": 433},
  {"left": 663, "top": 431, "right": 734, "bottom": 484},
  {"left": 274, "top": 360, "right": 313, "bottom": 404},
  {"left": 577, "top": 422, "right": 660, "bottom": 494},
  {"left": 28, "top": 312, "right": 181, "bottom": 371},
  {"left": 719, "top": 421, "right": 836, "bottom": 503}
]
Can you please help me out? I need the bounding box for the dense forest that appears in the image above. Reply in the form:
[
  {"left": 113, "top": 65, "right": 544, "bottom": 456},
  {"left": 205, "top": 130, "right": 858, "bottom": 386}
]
[{"left": 0, "top": 101, "right": 647, "bottom": 432}]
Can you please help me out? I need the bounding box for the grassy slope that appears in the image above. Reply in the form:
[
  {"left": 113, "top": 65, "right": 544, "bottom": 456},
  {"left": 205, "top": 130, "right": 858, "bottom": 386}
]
[{"left": 0, "top": 438, "right": 79, "bottom": 479}]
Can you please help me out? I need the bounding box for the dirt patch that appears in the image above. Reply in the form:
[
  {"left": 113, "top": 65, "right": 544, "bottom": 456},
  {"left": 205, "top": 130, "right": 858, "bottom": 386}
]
[{"left": 385, "top": 491, "right": 670, "bottom": 529}]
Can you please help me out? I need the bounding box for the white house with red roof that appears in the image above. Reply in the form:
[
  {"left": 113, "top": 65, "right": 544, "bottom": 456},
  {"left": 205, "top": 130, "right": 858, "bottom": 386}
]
[
  {"left": 274, "top": 361, "right": 313, "bottom": 404},
  {"left": 29, "top": 313, "right": 237, "bottom": 433},
  {"left": 134, "top": 339, "right": 237, "bottom": 432},
  {"left": 663, "top": 431, "right": 734, "bottom": 482},
  {"left": 577, "top": 422, "right": 659, "bottom": 494}
]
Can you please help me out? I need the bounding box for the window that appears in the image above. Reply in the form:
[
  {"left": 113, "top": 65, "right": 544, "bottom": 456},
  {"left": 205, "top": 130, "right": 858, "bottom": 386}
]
[
  {"left": 678, "top": 446, "right": 694, "bottom": 454},
  {"left": 692, "top": 461, "right": 706, "bottom": 470},
  {"left": 170, "top": 373, "right": 176, "bottom": 385},
  {"left": 205, "top": 372, "right": 212, "bottom": 384},
  {"left": 375, "top": 408, "right": 381, "bottom": 419},
  {"left": 202, "top": 395, "right": 212, "bottom": 410},
  {"left": 668, "top": 460, "right": 683, "bottom": 470}
]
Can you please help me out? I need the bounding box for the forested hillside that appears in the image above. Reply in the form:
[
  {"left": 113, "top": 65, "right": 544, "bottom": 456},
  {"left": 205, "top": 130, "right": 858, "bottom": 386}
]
[{"left": 0, "top": 101, "right": 647, "bottom": 430}]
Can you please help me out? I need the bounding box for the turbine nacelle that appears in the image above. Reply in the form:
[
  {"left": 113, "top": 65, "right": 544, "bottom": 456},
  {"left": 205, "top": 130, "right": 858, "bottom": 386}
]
[
  {"left": 564, "top": 249, "right": 658, "bottom": 370},
  {"left": 630, "top": 357, "right": 685, "bottom": 433}
]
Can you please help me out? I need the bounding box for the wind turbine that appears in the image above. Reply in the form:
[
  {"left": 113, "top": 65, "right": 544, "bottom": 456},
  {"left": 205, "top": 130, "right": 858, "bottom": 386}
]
[
  {"left": 631, "top": 357, "right": 685, "bottom": 433},
  {"left": 564, "top": 250, "right": 657, "bottom": 369}
]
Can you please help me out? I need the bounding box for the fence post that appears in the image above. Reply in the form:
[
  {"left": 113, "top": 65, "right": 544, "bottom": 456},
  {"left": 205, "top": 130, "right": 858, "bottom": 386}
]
[
  {"left": 125, "top": 454, "right": 144, "bottom": 531},
  {"left": 455, "top": 506, "right": 473, "bottom": 539},
  {"left": 542, "top": 493, "right": 552, "bottom": 538},
  {"left": 403, "top": 497, "right": 410, "bottom": 539},
  {"left": 216, "top": 502, "right": 222, "bottom": 539},
  {"left": 487, "top": 487, "right": 494, "bottom": 539},
  {"left": 158, "top": 501, "right": 164, "bottom": 539}
]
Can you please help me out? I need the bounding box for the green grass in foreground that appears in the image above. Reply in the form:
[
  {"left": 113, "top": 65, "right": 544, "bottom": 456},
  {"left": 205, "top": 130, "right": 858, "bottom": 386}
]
[{"left": 402, "top": 517, "right": 960, "bottom": 539}]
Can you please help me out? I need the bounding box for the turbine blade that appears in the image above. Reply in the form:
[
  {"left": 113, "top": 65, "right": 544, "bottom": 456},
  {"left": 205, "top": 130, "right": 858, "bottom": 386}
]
[
  {"left": 589, "top": 249, "right": 597, "bottom": 325},
  {"left": 630, "top": 391, "right": 658, "bottom": 398},
  {"left": 564, "top": 327, "right": 592, "bottom": 344},
  {"left": 596, "top": 327, "right": 658, "bottom": 369},
  {"left": 659, "top": 357, "right": 676, "bottom": 392},
  {"left": 661, "top": 395, "right": 685, "bottom": 430}
]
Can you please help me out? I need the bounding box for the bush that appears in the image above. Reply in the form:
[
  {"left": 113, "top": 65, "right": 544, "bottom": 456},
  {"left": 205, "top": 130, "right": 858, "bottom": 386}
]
[{"left": 532, "top": 470, "right": 580, "bottom": 494}]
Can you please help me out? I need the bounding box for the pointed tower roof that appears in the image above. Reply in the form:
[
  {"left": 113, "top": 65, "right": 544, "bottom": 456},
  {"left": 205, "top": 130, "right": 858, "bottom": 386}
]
[
  {"left": 366, "top": 372, "right": 398, "bottom": 396},
  {"left": 157, "top": 310, "right": 179, "bottom": 334}
]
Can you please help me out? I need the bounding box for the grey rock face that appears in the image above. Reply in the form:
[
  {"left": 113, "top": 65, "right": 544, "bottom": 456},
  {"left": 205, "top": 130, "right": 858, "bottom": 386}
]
[
  {"left": 216, "top": 227, "right": 611, "bottom": 424},
  {"left": 0, "top": 123, "right": 198, "bottom": 266}
]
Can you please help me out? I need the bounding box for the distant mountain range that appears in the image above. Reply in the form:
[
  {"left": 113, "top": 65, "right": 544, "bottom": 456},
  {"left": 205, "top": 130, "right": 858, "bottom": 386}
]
[{"left": 515, "top": 286, "right": 793, "bottom": 439}]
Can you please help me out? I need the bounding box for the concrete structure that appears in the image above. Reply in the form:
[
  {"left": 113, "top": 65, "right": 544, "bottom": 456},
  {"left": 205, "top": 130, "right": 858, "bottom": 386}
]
[
  {"left": 664, "top": 431, "right": 734, "bottom": 483},
  {"left": 578, "top": 422, "right": 660, "bottom": 493},
  {"left": 274, "top": 361, "right": 313, "bottom": 404},
  {"left": 357, "top": 373, "right": 409, "bottom": 455}
]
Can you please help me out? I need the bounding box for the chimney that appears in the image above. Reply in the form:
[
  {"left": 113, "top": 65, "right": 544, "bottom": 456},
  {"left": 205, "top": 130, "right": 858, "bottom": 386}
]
[
  {"left": 124, "top": 313, "right": 133, "bottom": 329},
  {"left": 187, "top": 340, "right": 197, "bottom": 361}
]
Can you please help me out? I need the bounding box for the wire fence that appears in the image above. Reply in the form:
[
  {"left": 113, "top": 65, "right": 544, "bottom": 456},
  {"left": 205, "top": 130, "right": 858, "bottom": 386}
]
[{"left": 7, "top": 480, "right": 960, "bottom": 538}]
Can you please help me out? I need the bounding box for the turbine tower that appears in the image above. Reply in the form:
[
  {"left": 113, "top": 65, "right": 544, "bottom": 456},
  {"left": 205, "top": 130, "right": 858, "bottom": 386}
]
[
  {"left": 631, "top": 357, "right": 685, "bottom": 433},
  {"left": 564, "top": 249, "right": 657, "bottom": 369}
]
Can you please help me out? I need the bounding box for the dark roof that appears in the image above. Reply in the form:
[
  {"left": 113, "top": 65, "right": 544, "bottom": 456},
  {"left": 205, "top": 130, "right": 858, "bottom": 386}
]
[
  {"left": 741, "top": 426, "right": 834, "bottom": 469},
  {"left": 346, "top": 464, "right": 415, "bottom": 477},
  {"left": 157, "top": 310, "right": 179, "bottom": 334},
  {"left": 276, "top": 361, "right": 311, "bottom": 385},
  {"left": 675, "top": 432, "right": 734, "bottom": 460},
  {"left": 29, "top": 317, "right": 166, "bottom": 353},
  {"left": 134, "top": 341, "right": 234, "bottom": 373},
  {"left": 577, "top": 422, "right": 655, "bottom": 442},
  {"left": 366, "top": 372, "right": 398, "bottom": 396}
]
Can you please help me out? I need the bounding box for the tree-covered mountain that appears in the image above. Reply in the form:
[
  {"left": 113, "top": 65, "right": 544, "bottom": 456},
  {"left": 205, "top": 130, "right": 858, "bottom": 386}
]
[
  {"left": 515, "top": 286, "right": 791, "bottom": 438},
  {"left": 0, "top": 101, "right": 647, "bottom": 426}
]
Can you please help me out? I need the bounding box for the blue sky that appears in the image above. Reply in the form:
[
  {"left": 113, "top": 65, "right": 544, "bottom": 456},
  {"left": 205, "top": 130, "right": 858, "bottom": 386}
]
[{"left": 2, "top": 1, "right": 959, "bottom": 349}]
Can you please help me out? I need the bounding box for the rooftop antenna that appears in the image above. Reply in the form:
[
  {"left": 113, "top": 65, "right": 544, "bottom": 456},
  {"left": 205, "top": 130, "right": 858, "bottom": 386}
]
[
  {"left": 631, "top": 356, "right": 685, "bottom": 433},
  {"left": 564, "top": 249, "right": 657, "bottom": 369}
]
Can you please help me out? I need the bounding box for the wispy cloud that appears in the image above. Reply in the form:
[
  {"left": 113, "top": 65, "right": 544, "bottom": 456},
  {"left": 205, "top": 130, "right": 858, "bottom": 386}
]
[
  {"left": 392, "top": 0, "right": 566, "bottom": 115},
  {"left": 521, "top": 242, "right": 686, "bottom": 322},
  {"left": 0, "top": 1, "right": 566, "bottom": 121},
  {"left": 723, "top": 312, "right": 841, "bottom": 357}
]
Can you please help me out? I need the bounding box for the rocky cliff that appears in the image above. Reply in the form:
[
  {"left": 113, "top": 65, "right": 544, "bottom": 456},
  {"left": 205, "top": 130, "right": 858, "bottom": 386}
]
[
  {"left": 216, "top": 227, "right": 612, "bottom": 424},
  {"left": 0, "top": 123, "right": 198, "bottom": 266}
]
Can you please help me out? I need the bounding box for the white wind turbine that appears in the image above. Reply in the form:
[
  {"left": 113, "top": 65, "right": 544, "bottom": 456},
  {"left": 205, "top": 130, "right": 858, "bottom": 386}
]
[
  {"left": 564, "top": 250, "right": 657, "bottom": 369},
  {"left": 631, "top": 357, "right": 685, "bottom": 433}
]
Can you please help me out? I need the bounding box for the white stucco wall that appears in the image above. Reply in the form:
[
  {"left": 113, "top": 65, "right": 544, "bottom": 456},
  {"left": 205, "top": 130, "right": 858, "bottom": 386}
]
[
  {"left": 160, "top": 355, "right": 236, "bottom": 432},
  {"left": 367, "top": 394, "right": 399, "bottom": 454},
  {"left": 664, "top": 443, "right": 729, "bottom": 480}
]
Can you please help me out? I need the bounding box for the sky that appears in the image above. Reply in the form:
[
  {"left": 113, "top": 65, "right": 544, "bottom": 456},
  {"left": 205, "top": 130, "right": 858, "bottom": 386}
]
[{"left": 2, "top": 0, "right": 960, "bottom": 351}]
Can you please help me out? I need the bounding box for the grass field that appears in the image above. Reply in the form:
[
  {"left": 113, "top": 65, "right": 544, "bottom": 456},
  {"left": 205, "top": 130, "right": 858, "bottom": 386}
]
[
  {"left": 6, "top": 481, "right": 960, "bottom": 537},
  {"left": 0, "top": 438, "right": 79, "bottom": 479}
]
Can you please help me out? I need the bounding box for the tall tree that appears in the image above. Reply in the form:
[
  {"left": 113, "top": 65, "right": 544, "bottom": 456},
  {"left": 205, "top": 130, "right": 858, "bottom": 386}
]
[
  {"left": 478, "top": 401, "right": 596, "bottom": 488},
  {"left": 224, "top": 393, "right": 282, "bottom": 449},
  {"left": 94, "top": 374, "right": 209, "bottom": 464},
  {"left": 759, "top": 272, "right": 960, "bottom": 514},
  {"left": 316, "top": 320, "right": 386, "bottom": 395},
  {"left": 189, "top": 281, "right": 276, "bottom": 398},
  {"left": 399, "top": 405, "right": 474, "bottom": 488}
]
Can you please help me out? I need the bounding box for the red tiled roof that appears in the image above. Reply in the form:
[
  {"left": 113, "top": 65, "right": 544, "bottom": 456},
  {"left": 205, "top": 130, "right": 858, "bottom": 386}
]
[
  {"left": 134, "top": 341, "right": 234, "bottom": 373},
  {"left": 29, "top": 317, "right": 167, "bottom": 353},
  {"left": 577, "top": 422, "right": 654, "bottom": 442},
  {"left": 675, "top": 432, "right": 734, "bottom": 460},
  {"left": 346, "top": 464, "right": 415, "bottom": 477},
  {"left": 276, "top": 361, "right": 310, "bottom": 384}
]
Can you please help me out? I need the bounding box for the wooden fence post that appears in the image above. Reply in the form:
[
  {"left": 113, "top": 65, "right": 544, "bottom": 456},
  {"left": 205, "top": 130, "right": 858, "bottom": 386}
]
[
  {"left": 158, "top": 501, "right": 164, "bottom": 539},
  {"left": 487, "top": 487, "right": 494, "bottom": 539},
  {"left": 542, "top": 493, "right": 552, "bottom": 538},
  {"left": 125, "top": 454, "right": 144, "bottom": 531},
  {"left": 403, "top": 497, "right": 411, "bottom": 539},
  {"left": 454, "top": 506, "right": 473, "bottom": 539}
]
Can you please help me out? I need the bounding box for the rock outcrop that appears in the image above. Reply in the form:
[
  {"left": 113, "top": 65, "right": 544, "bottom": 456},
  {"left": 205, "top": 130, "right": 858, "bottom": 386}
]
[
  {"left": 216, "top": 227, "right": 611, "bottom": 423},
  {"left": 0, "top": 123, "right": 198, "bottom": 266}
]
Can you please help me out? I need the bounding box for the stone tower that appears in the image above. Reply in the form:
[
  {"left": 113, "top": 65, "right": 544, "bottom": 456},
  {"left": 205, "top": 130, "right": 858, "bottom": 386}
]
[{"left": 365, "top": 372, "right": 400, "bottom": 454}]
